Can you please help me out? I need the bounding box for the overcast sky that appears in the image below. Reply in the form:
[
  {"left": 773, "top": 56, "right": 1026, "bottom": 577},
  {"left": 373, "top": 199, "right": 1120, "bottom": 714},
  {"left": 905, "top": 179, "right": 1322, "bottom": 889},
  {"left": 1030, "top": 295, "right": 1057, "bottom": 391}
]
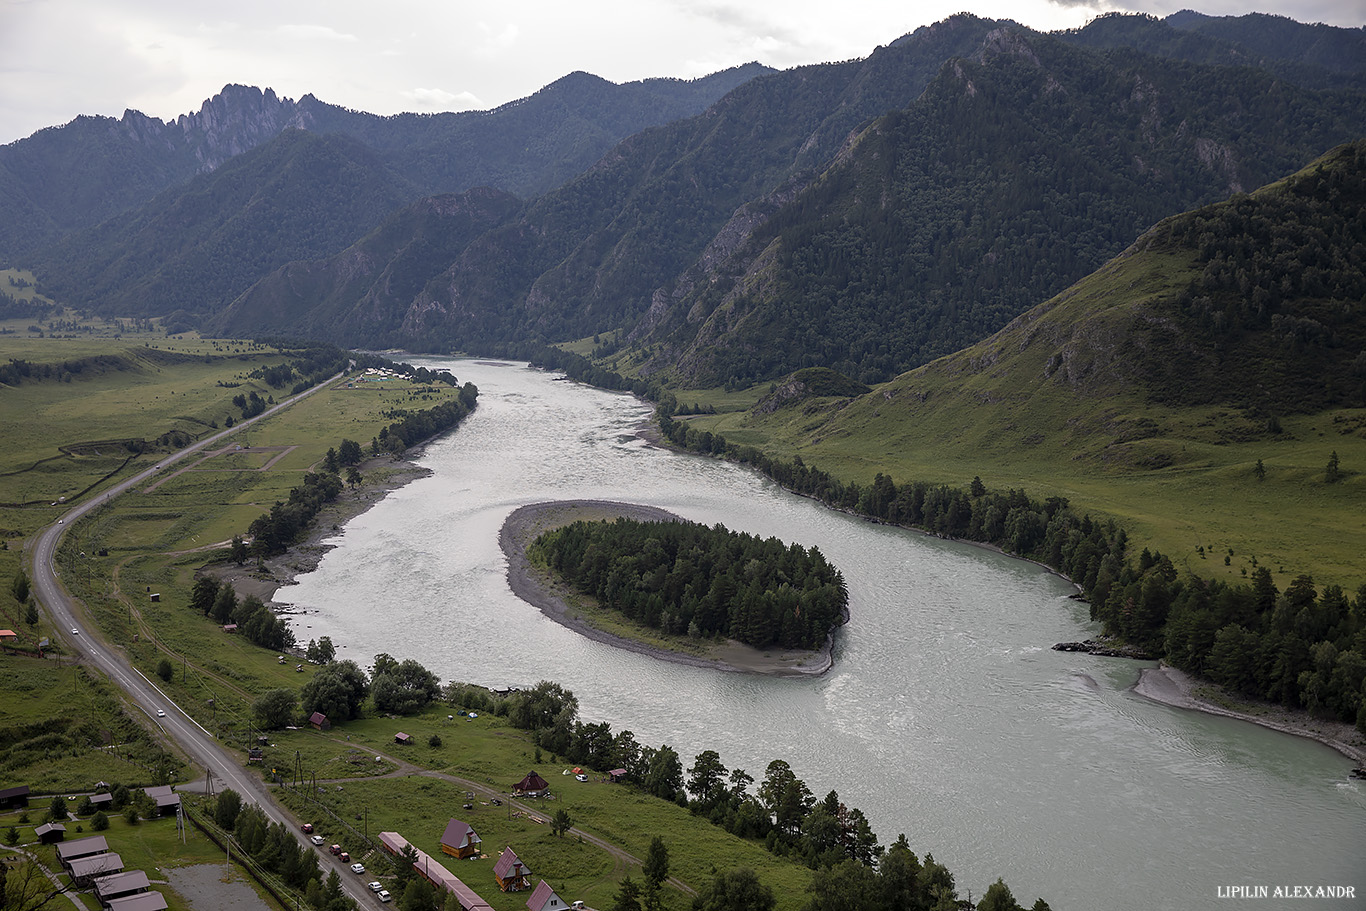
[{"left": 2, "top": 0, "right": 1362, "bottom": 145}]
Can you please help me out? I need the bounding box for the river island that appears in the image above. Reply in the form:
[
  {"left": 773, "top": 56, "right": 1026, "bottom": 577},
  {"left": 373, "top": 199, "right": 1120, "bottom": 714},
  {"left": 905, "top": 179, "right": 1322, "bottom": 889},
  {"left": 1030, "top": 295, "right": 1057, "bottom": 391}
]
[{"left": 499, "top": 499, "right": 839, "bottom": 676}]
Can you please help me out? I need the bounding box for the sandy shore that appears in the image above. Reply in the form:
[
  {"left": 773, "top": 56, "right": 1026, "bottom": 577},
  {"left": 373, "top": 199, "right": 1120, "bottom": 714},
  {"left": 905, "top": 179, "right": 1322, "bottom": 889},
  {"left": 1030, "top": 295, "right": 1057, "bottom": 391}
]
[
  {"left": 1134, "top": 663, "right": 1366, "bottom": 766},
  {"left": 499, "top": 499, "right": 835, "bottom": 677}
]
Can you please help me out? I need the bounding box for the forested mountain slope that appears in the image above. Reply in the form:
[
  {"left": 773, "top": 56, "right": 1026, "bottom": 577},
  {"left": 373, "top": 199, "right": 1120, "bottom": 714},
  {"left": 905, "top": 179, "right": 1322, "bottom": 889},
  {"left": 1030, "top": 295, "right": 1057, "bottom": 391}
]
[
  {"left": 632, "top": 26, "right": 1366, "bottom": 387},
  {"left": 771, "top": 140, "right": 1366, "bottom": 467},
  {"left": 27, "top": 130, "right": 421, "bottom": 328}
]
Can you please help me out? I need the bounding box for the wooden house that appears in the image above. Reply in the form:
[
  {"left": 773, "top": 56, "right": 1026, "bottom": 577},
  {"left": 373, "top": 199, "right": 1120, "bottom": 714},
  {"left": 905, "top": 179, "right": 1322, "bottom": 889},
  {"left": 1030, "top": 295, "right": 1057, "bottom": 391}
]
[
  {"left": 0, "top": 784, "right": 29, "bottom": 809},
  {"left": 493, "top": 847, "right": 531, "bottom": 892},
  {"left": 309, "top": 712, "right": 330, "bottom": 731},
  {"left": 34, "top": 822, "right": 66, "bottom": 844},
  {"left": 440, "top": 819, "right": 482, "bottom": 859}
]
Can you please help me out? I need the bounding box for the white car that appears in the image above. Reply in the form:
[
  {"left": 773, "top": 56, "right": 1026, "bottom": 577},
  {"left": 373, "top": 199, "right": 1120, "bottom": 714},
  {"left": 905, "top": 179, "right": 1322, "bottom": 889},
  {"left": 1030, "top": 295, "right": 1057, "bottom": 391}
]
[
  {"left": 311, "top": 835, "right": 325, "bottom": 846},
  {"left": 156, "top": 709, "right": 166, "bottom": 717},
  {"left": 350, "top": 863, "right": 365, "bottom": 874},
  {"left": 377, "top": 891, "right": 391, "bottom": 903},
  {"left": 575, "top": 774, "right": 587, "bottom": 782},
  {"left": 367, "top": 882, "right": 382, "bottom": 892},
  {"left": 71, "top": 628, "right": 78, "bottom": 635}
]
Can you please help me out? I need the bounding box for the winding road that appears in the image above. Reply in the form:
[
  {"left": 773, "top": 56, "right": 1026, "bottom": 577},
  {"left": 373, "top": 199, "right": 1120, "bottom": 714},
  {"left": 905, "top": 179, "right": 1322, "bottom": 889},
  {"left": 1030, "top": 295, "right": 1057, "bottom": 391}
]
[{"left": 27, "top": 373, "right": 379, "bottom": 907}]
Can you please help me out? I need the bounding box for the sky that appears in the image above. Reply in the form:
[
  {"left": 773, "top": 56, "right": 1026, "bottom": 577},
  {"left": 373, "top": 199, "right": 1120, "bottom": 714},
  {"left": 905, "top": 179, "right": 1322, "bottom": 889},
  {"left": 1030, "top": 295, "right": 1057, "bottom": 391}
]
[{"left": 2, "top": 0, "right": 1363, "bottom": 146}]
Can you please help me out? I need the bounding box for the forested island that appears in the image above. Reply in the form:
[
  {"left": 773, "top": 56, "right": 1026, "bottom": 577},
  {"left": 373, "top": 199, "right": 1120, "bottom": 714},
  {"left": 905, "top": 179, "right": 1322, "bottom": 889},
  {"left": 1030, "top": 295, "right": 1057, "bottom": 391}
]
[{"left": 529, "top": 516, "right": 849, "bottom": 651}]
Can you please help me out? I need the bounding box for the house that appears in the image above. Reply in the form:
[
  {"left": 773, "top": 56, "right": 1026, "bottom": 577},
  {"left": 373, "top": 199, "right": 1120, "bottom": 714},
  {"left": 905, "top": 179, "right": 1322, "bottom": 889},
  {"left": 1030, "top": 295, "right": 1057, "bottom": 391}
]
[
  {"left": 57, "top": 834, "right": 110, "bottom": 869},
  {"left": 309, "top": 712, "right": 330, "bottom": 731},
  {"left": 105, "top": 893, "right": 168, "bottom": 911},
  {"left": 141, "top": 785, "right": 181, "bottom": 817},
  {"left": 94, "top": 869, "right": 151, "bottom": 904},
  {"left": 512, "top": 772, "right": 549, "bottom": 798},
  {"left": 0, "top": 629, "right": 17, "bottom": 642},
  {"left": 526, "top": 879, "right": 567, "bottom": 911},
  {"left": 493, "top": 847, "right": 531, "bottom": 892},
  {"left": 34, "top": 822, "right": 66, "bottom": 844},
  {"left": 440, "top": 819, "right": 482, "bottom": 859},
  {"left": 607, "top": 768, "right": 627, "bottom": 783},
  {"left": 0, "top": 784, "right": 29, "bottom": 809},
  {"left": 394, "top": 732, "right": 412, "bottom": 745},
  {"left": 90, "top": 792, "right": 114, "bottom": 810},
  {"left": 69, "top": 851, "right": 124, "bottom": 886}
]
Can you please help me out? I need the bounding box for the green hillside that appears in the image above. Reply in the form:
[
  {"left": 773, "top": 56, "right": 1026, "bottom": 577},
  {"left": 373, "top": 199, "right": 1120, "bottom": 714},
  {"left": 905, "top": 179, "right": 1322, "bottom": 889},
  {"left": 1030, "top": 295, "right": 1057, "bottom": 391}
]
[{"left": 690, "top": 140, "right": 1366, "bottom": 589}]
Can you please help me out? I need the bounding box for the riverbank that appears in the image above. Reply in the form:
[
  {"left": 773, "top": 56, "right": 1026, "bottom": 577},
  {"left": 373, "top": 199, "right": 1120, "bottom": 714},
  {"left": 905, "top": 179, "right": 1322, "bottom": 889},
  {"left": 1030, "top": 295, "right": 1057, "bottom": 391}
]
[
  {"left": 211, "top": 455, "right": 433, "bottom": 608},
  {"left": 499, "top": 499, "right": 835, "bottom": 677},
  {"left": 1133, "top": 663, "right": 1366, "bottom": 766}
]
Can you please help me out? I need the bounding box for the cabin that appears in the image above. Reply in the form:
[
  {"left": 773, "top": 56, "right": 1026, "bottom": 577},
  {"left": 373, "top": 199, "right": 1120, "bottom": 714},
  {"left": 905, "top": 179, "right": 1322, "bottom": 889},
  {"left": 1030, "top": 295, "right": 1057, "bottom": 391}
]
[
  {"left": 0, "top": 629, "right": 17, "bottom": 643},
  {"left": 526, "top": 880, "right": 567, "bottom": 911},
  {"left": 94, "top": 869, "right": 151, "bottom": 905},
  {"left": 607, "top": 768, "right": 627, "bottom": 783},
  {"left": 69, "top": 852, "right": 124, "bottom": 886},
  {"left": 512, "top": 772, "right": 549, "bottom": 798},
  {"left": 309, "top": 711, "right": 330, "bottom": 731},
  {"left": 394, "top": 732, "right": 412, "bottom": 746},
  {"left": 90, "top": 792, "right": 114, "bottom": 811},
  {"left": 440, "top": 819, "right": 482, "bottom": 859},
  {"left": 104, "top": 892, "right": 168, "bottom": 911},
  {"left": 493, "top": 847, "right": 531, "bottom": 892},
  {"left": 34, "top": 822, "right": 66, "bottom": 844},
  {"left": 0, "top": 784, "right": 29, "bottom": 809},
  {"left": 142, "top": 785, "right": 181, "bottom": 817},
  {"left": 57, "top": 835, "right": 110, "bottom": 869}
]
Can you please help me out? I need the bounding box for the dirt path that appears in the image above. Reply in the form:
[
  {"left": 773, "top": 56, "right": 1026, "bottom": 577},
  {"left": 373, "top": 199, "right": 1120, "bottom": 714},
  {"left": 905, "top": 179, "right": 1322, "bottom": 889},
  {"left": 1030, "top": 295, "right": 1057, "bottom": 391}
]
[{"left": 309, "top": 734, "right": 697, "bottom": 897}]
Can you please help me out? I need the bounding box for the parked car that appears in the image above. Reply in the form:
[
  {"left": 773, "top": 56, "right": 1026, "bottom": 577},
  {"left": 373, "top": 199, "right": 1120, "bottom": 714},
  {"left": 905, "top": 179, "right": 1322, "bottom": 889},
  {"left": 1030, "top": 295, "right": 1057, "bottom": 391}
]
[
  {"left": 329, "top": 845, "right": 341, "bottom": 856},
  {"left": 377, "top": 891, "right": 391, "bottom": 903},
  {"left": 310, "top": 835, "right": 325, "bottom": 846},
  {"left": 350, "top": 863, "right": 365, "bottom": 875},
  {"left": 301, "top": 823, "right": 314, "bottom": 833},
  {"left": 367, "top": 882, "right": 382, "bottom": 892}
]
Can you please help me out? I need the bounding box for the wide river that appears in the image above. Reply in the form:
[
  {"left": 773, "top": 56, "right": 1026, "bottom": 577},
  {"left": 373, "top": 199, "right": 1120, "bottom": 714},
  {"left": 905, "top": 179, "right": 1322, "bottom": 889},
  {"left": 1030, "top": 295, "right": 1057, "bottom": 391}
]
[{"left": 287, "top": 359, "right": 1364, "bottom": 909}]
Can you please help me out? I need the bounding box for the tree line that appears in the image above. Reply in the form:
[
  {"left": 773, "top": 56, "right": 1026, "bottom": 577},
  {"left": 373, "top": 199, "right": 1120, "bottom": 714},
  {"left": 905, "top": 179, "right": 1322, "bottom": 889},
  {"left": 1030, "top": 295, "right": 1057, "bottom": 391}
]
[
  {"left": 530, "top": 517, "right": 848, "bottom": 650},
  {"left": 657, "top": 406, "right": 1366, "bottom": 733}
]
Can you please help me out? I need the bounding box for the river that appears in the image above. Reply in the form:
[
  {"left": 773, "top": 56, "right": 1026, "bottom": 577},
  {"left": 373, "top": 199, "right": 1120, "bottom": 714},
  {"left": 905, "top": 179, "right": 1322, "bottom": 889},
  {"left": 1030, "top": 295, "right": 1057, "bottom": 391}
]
[{"left": 285, "top": 358, "right": 1365, "bottom": 910}]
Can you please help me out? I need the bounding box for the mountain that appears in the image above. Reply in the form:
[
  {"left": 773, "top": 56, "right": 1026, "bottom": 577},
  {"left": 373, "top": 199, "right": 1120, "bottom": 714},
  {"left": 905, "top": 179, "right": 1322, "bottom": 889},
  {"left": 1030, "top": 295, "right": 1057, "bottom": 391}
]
[
  {"left": 215, "top": 187, "right": 523, "bottom": 344},
  {"left": 211, "top": 15, "right": 1041, "bottom": 346},
  {"left": 1061, "top": 11, "right": 1366, "bottom": 90},
  {"left": 0, "top": 66, "right": 768, "bottom": 260},
  {"left": 630, "top": 25, "right": 1366, "bottom": 386},
  {"left": 28, "top": 129, "right": 421, "bottom": 325},
  {"left": 761, "top": 139, "right": 1366, "bottom": 470}
]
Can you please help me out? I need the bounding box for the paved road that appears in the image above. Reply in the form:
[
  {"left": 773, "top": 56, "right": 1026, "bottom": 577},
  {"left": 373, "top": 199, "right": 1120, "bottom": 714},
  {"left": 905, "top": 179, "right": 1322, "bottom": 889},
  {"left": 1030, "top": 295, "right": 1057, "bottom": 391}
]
[{"left": 28, "top": 373, "right": 377, "bottom": 907}]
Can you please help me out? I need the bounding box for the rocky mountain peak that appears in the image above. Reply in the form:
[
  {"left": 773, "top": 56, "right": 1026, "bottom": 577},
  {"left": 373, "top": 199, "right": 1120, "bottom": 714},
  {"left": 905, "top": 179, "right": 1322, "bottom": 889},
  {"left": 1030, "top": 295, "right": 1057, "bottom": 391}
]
[{"left": 174, "top": 84, "right": 315, "bottom": 171}]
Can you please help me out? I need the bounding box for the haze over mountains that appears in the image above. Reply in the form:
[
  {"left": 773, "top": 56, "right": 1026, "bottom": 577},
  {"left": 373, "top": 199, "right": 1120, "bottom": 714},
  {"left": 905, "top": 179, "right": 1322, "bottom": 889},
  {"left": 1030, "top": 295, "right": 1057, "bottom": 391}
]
[{"left": 4, "top": 10, "right": 1364, "bottom": 401}]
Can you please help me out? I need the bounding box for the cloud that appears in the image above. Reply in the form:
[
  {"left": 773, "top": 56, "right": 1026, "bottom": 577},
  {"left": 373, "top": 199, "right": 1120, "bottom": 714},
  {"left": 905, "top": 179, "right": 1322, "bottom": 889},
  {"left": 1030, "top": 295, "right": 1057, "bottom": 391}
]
[
  {"left": 276, "top": 24, "right": 361, "bottom": 43},
  {"left": 403, "top": 87, "right": 483, "bottom": 109}
]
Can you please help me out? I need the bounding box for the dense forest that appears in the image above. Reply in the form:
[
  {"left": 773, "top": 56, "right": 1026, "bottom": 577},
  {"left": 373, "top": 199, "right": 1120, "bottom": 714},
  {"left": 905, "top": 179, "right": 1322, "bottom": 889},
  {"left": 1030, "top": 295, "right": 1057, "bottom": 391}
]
[{"left": 530, "top": 518, "right": 848, "bottom": 650}]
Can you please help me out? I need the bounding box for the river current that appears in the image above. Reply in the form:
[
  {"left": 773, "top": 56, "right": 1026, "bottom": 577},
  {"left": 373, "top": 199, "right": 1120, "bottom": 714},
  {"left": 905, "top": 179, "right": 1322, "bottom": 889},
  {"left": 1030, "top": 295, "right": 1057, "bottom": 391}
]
[{"left": 286, "top": 359, "right": 1364, "bottom": 910}]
